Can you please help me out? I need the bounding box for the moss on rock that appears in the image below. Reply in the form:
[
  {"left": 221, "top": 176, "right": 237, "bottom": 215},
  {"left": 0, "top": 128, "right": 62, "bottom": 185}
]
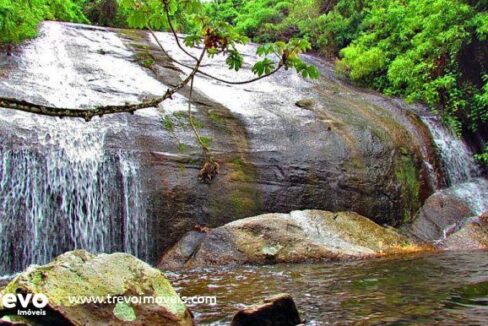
[
  {"left": 0, "top": 250, "right": 193, "bottom": 325},
  {"left": 395, "top": 151, "right": 421, "bottom": 223}
]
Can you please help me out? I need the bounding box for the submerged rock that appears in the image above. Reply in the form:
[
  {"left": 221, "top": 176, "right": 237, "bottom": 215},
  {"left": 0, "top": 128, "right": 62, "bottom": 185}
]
[
  {"left": 231, "top": 293, "right": 302, "bottom": 326},
  {"left": 158, "top": 210, "right": 420, "bottom": 268},
  {"left": 0, "top": 250, "right": 193, "bottom": 325}
]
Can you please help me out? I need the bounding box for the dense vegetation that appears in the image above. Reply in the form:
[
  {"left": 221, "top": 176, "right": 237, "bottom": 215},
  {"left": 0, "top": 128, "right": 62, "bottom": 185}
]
[
  {"left": 1, "top": 0, "right": 487, "bottom": 163},
  {"left": 0, "top": 0, "right": 214, "bottom": 44},
  {"left": 0, "top": 0, "right": 86, "bottom": 43},
  {"left": 204, "top": 0, "right": 488, "bottom": 163}
]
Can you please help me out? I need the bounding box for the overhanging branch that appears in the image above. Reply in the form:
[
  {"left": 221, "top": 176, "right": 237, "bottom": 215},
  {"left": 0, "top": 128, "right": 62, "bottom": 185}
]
[
  {"left": 0, "top": 45, "right": 206, "bottom": 121},
  {"left": 148, "top": 29, "right": 284, "bottom": 86},
  {"left": 0, "top": 3, "right": 284, "bottom": 120},
  {"left": 0, "top": 95, "right": 166, "bottom": 121}
]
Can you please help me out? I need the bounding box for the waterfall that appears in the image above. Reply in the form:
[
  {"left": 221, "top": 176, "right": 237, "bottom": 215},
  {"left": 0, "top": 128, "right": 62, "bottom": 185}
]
[
  {"left": 450, "top": 178, "right": 488, "bottom": 216},
  {"left": 0, "top": 116, "right": 149, "bottom": 275},
  {"left": 0, "top": 22, "right": 167, "bottom": 275},
  {"left": 420, "top": 116, "right": 480, "bottom": 186},
  {"left": 420, "top": 116, "right": 487, "bottom": 222}
]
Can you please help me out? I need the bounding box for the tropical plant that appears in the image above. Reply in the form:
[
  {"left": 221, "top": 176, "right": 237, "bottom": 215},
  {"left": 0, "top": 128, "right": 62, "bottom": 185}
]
[{"left": 0, "top": 0, "right": 87, "bottom": 44}]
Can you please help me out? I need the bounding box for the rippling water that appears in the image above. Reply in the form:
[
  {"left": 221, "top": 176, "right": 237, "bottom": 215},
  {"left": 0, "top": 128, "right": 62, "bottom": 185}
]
[{"left": 166, "top": 251, "right": 488, "bottom": 325}]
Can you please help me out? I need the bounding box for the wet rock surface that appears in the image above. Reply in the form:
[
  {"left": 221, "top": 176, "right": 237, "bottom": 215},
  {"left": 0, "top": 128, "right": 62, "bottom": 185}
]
[
  {"left": 402, "top": 178, "right": 488, "bottom": 242},
  {"left": 158, "top": 210, "right": 420, "bottom": 268},
  {"left": 231, "top": 293, "right": 302, "bottom": 326},
  {"left": 438, "top": 212, "right": 488, "bottom": 250},
  {"left": 0, "top": 22, "right": 443, "bottom": 271},
  {"left": 158, "top": 231, "right": 208, "bottom": 270},
  {"left": 140, "top": 31, "right": 441, "bottom": 257},
  {"left": 0, "top": 250, "right": 193, "bottom": 325},
  {"left": 401, "top": 189, "right": 474, "bottom": 242}
]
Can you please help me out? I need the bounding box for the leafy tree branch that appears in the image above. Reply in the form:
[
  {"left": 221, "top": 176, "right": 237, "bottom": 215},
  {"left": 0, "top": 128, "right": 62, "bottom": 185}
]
[{"left": 0, "top": 0, "right": 319, "bottom": 181}]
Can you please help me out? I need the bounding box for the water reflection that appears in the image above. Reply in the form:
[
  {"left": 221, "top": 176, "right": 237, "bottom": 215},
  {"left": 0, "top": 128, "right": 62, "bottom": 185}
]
[{"left": 166, "top": 251, "right": 488, "bottom": 325}]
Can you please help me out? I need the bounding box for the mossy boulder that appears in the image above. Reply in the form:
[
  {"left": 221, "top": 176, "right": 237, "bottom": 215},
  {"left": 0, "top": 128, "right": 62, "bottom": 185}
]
[
  {"left": 158, "top": 210, "right": 423, "bottom": 268},
  {"left": 0, "top": 250, "right": 193, "bottom": 325}
]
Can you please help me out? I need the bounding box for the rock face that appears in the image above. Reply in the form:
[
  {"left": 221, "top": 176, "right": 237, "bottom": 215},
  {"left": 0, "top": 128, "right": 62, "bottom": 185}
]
[
  {"left": 0, "top": 250, "right": 193, "bottom": 325},
  {"left": 402, "top": 178, "right": 488, "bottom": 242},
  {"left": 437, "top": 212, "right": 488, "bottom": 251},
  {"left": 401, "top": 189, "right": 474, "bottom": 242},
  {"left": 158, "top": 210, "right": 420, "bottom": 268},
  {"left": 0, "top": 22, "right": 442, "bottom": 272},
  {"left": 231, "top": 294, "right": 302, "bottom": 326}
]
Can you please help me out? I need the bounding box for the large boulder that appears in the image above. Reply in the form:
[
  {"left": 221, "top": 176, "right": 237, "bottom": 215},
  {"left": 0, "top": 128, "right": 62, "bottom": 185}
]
[
  {"left": 402, "top": 178, "right": 488, "bottom": 242},
  {"left": 0, "top": 250, "right": 193, "bottom": 325},
  {"left": 0, "top": 22, "right": 440, "bottom": 273},
  {"left": 158, "top": 210, "right": 421, "bottom": 268},
  {"left": 437, "top": 212, "right": 488, "bottom": 251},
  {"left": 401, "top": 190, "right": 474, "bottom": 242}
]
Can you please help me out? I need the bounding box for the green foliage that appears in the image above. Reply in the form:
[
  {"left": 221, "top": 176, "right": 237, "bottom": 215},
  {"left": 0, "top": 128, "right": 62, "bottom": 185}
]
[
  {"left": 471, "top": 75, "right": 488, "bottom": 131},
  {"left": 475, "top": 144, "right": 488, "bottom": 166},
  {"left": 221, "top": 0, "right": 318, "bottom": 43},
  {"left": 252, "top": 58, "right": 275, "bottom": 76},
  {"left": 0, "top": 0, "right": 44, "bottom": 44},
  {"left": 204, "top": 0, "right": 244, "bottom": 24},
  {"left": 337, "top": 0, "right": 486, "bottom": 134},
  {"left": 300, "top": 0, "right": 366, "bottom": 54},
  {"left": 235, "top": 0, "right": 293, "bottom": 41},
  {"left": 254, "top": 39, "right": 319, "bottom": 78},
  {"left": 0, "top": 0, "right": 205, "bottom": 43},
  {"left": 202, "top": 0, "right": 487, "bottom": 162},
  {"left": 45, "top": 0, "right": 87, "bottom": 22},
  {"left": 123, "top": 1, "right": 318, "bottom": 84},
  {"left": 118, "top": 0, "right": 201, "bottom": 31},
  {"left": 83, "top": 0, "right": 128, "bottom": 27},
  {"left": 0, "top": 0, "right": 87, "bottom": 44},
  {"left": 226, "top": 49, "right": 243, "bottom": 71}
]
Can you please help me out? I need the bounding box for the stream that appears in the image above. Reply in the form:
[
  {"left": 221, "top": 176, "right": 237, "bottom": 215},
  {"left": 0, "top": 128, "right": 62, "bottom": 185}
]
[{"left": 169, "top": 251, "right": 488, "bottom": 325}]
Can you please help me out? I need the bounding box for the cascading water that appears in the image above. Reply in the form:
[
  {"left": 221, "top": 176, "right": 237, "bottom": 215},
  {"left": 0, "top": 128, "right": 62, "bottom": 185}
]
[
  {"left": 0, "top": 116, "right": 148, "bottom": 275},
  {"left": 0, "top": 22, "right": 166, "bottom": 275},
  {"left": 420, "top": 116, "right": 480, "bottom": 186},
  {"left": 450, "top": 178, "right": 488, "bottom": 216},
  {"left": 420, "top": 116, "right": 487, "bottom": 239}
]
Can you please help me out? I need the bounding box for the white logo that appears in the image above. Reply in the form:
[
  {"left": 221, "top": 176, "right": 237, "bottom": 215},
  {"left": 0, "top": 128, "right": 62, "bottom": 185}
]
[{"left": 2, "top": 293, "right": 49, "bottom": 309}]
